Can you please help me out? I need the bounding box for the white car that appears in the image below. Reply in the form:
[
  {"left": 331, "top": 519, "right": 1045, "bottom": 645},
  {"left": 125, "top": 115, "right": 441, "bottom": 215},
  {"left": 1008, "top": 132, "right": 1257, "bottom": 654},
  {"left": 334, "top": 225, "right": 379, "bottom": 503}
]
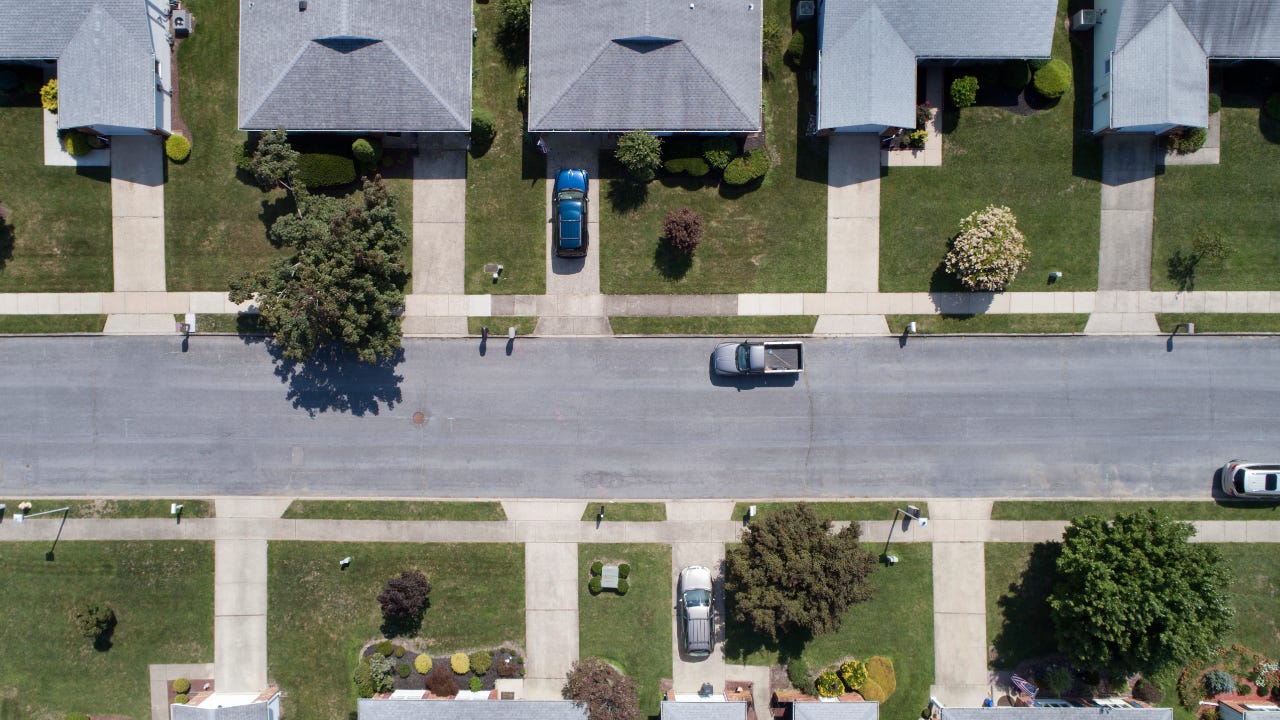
[
  {"left": 1221, "top": 461, "right": 1280, "bottom": 498},
  {"left": 678, "top": 566, "right": 714, "bottom": 657}
]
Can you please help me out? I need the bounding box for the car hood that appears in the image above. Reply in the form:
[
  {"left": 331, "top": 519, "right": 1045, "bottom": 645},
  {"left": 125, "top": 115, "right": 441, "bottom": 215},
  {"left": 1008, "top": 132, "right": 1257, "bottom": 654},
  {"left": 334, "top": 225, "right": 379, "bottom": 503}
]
[{"left": 712, "top": 343, "right": 739, "bottom": 375}]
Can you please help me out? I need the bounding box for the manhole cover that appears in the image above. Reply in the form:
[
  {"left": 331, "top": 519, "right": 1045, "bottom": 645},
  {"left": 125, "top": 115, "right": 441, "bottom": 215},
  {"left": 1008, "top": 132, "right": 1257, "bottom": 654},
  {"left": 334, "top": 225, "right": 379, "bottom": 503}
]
[
  {"left": 412, "top": 412, "right": 425, "bottom": 425},
  {"left": 483, "top": 263, "right": 500, "bottom": 273}
]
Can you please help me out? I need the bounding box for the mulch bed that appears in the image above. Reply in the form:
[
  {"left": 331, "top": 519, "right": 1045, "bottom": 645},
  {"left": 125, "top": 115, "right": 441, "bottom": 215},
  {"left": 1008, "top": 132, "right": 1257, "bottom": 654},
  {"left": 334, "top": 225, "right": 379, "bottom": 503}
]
[{"left": 360, "top": 643, "right": 526, "bottom": 693}]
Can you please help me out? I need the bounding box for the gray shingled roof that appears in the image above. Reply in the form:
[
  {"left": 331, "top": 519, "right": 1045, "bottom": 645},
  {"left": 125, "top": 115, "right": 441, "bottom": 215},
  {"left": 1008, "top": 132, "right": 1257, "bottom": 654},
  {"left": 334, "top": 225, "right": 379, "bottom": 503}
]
[
  {"left": 817, "top": 0, "right": 1056, "bottom": 131},
  {"left": 1107, "top": 0, "right": 1280, "bottom": 130},
  {"left": 528, "top": 0, "right": 761, "bottom": 132},
  {"left": 358, "top": 699, "right": 591, "bottom": 720},
  {"left": 793, "top": 702, "right": 880, "bottom": 720},
  {"left": 939, "top": 708, "right": 1173, "bottom": 720},
  {"left": 660, "top": 701, "right": 749, "bottom": 720},
  {"left": 0, "top": 0, "right": 159, "bottom": 132},
  {"left": 238, "top": 0, "right": 472, "bottom": 132},
  {"left": 172, "top": 702, "right": 270, "bottom": 720}
]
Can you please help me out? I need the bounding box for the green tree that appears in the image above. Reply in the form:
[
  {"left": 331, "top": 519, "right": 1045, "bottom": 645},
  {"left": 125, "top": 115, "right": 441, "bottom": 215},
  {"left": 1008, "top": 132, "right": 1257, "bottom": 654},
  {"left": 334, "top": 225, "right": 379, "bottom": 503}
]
[
  {"left": 562, "top": 658, "right": 640, "bottom": 720},
  {"left": 228, "top": 176, "right": 408, "bottom": 364},
  {"left": 1048, "top": 510, "right": 1233, "bottom": 676},
  {"left": 250, "top": 128, "right": 300, "bottom": 191},
  {"left": 725, "top": 504, "right": 878, "bottom": 642},
  {"left": 614, "top": 131, "right": 662, "bottom": 183}
]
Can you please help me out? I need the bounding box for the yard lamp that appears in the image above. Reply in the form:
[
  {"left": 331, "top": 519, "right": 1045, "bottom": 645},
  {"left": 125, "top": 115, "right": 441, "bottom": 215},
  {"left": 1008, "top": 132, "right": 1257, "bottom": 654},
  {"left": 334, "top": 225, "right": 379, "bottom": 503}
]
[
  {"left": 881, "top": 505, "right": 929, "bottom": 565},
  {"left": 14, "top": 506, "right": 72, "bottom": 561}
]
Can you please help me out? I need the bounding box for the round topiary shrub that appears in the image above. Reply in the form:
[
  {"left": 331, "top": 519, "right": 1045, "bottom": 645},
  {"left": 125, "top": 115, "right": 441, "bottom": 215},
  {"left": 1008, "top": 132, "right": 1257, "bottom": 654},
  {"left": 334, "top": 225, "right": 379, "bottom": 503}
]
[
  {"left": 1264, "top": 93, "right": 1280, "bottom": 121},
  {"left": 173, "top": 677, "right": 191, "bottom": 694},
  {"left": 839, "top": 660, "right": 869, "bottom": 691},
  {"left": 950, "top": 76, "right": 979, "bottom": 108},
  {"left": 722, "top": 148, "right": 770, "bottom": 185},
  {"left": 472, "top": 108, "right": 497, "bottom": 146},
  {"left": 471, "top": 650, "right": 492, "bottom": 675},
  {"left": 1204, "top": 669, "right": 1235, "bottom": 696},
  {"left": 451, "top": 652, "right": 470, "bottom": 674},
  {"left": 1208, "top": 92, "right": 1222, "bottom": 114},
  {"left": 590, "top": 560, "right": 603, "bottom": 576},
  {"left": 616, "top": 578, "right": 629, "bottom": 595},
  {"left": 398, "top": 662, "right": 412, "bottom": 678},
  {"left": 414, "top": 653, "right": 432, "bottom": 674},
  {"left": 617, "top": 563, "right": 631, "bottom": 579},
  {"left": 166, "top": 134, "right": 191, "bottom": 162},
  {"left": 1134, "top": 678, "right": 1164, "bottom": 704},
  {"left": 865, "top": 657, "right": 896, "bottom": 697},
  {"left": 858, "top": 678, "right": 888, "bottom": 703},
  {"left": 394, "top": 645, "right": 407, "bottom": 658},
  {"left": 615, "top": 131, "right": 663, "bottom": 183},
  {"left": 787, "top": 658, "right": 810, "bottom": 689},
  {"left": 701, "top": 137, "right": 738, "bottom": 170},
  {"left": 1032, "top": 59, "right": 1072, "bottom": 100},
  {"left": 815, "top": 671, "right": 844, "bottom": 697},
  {"left": 174, "top": 694, "right": 189, "bottom": 704},
  {"left": 352, "top": 137, "right": 383, "bottom": 165},
  {"left": 589, "top": 576, "right": 603, "bottom": 594},
  {"left": 377, "top": 640, "right": 394, "bottom": 656},
  {"left": 470, "top": 676, "right": 484, "bottom": 692},
  {"left": 64, "top": 133, "right": 91, "bottom": 157},
  {"left": 40, "top": 78, "right": 58, "bottom": 113},
  {"left": 1166, "top": 126, "right": 1207, "bottom": 154},
  {"left": 944, "top": 205, "right": 1030, "bottom": 292},
  {"left": 1239, "top": 683, "right": 1254, "bottom": 696},
  {"left": 663, "top": 207, "right": 703, "bottom": 257},
  {"left": 1001, "top": 61, "right": 1031, "bottom": 91}
]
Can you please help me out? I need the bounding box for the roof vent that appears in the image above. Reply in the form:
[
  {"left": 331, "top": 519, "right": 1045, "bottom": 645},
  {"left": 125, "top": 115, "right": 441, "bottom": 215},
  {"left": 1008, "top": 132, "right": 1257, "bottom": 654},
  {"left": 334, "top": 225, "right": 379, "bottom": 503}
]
[
  {"left": 1071, "top": 8, "right": 1097, "bottom": 30},
  {"left": 298, "top": 0, "right": 307, "bottom": 10}
]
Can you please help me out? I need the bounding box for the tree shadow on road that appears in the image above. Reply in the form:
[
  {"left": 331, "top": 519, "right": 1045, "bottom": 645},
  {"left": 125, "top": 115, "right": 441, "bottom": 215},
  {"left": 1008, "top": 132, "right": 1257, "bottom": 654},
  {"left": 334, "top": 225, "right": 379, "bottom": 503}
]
[{"left": 268, "top": 344, "right": 404, "bottom": 416}]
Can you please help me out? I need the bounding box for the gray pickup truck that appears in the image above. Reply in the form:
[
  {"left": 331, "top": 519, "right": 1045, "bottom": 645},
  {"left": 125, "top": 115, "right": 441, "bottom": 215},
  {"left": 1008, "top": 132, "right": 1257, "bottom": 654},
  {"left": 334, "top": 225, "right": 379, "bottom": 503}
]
[{"left": 712, "top": 341, "right": 804, "bottom": 376}]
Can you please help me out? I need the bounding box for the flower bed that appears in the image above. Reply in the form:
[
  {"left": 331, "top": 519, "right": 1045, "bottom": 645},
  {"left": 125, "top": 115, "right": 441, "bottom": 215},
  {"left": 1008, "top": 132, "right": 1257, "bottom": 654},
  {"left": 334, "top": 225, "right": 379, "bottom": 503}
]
[{"left": 358, "top": 642, "right": 525, "bottom": 695}]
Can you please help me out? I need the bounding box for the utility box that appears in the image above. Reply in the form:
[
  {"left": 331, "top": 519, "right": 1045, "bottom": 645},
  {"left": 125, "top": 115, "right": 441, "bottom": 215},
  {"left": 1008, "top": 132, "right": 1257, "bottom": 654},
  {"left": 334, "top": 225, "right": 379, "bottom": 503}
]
[
  {"left": 172, "top": 8, "right": 193, "bottom": 37},
  {"left": 795, "top": 0, "right": 815, "bottom": 19},
  {"left": 1071, "top": 8, "right": 1097, "bottom": 30}
]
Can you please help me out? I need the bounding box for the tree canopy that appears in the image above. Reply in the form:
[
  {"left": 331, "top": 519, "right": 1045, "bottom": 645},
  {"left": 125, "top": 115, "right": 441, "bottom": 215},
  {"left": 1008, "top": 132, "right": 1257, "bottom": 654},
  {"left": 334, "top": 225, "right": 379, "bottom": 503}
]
[
  {"left": 724, "top": 503, "right": 878, "bottom": 642},
  {"left": 562, "top": 658, "right": 639, "bottom": 720},
  {"left": 1048, "top": 510, "right": 1233, "bottom": 676},
  {"left": 377, "top": 569, "right": 432, "bottom": 633}
]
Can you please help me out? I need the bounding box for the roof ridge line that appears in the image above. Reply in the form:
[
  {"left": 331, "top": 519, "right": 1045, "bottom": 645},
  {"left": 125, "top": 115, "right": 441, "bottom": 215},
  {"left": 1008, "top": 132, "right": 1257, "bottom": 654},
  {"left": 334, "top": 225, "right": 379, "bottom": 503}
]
[
  {"left": 383, "top": 39, "right": 469, "bottom": 128},
  {"left": 532, "top": 40, "right": 614, "bottom": 129},
  {"left": 241, "top": 41, "right": 313, "bottom": 128}
]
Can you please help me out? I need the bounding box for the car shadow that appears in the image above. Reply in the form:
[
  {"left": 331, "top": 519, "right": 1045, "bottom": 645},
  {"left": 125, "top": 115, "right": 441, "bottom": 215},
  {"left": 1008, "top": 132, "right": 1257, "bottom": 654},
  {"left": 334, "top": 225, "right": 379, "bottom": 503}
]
[
  {"left": 1209, "top": 465, "right": 1280, "bottom": 511},
  {"left": 707, "top": 354, "right": 800, "bottom": 389},
  {"left": 551, "top": 252, "right": 586, "bottom": 276}
]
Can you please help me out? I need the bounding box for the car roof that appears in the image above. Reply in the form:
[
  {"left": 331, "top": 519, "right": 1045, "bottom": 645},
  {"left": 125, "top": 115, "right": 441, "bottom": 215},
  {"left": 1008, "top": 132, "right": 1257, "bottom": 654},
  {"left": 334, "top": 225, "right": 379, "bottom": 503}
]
[
  {"left": 555, "top": 168, "right": 588, "bottom": 190},
  {"left": 680, "top": 565, "right": 712, "bottom": 590},
  {"left": 1241, "top": 466, "right": 1280, "bottom": 493}
]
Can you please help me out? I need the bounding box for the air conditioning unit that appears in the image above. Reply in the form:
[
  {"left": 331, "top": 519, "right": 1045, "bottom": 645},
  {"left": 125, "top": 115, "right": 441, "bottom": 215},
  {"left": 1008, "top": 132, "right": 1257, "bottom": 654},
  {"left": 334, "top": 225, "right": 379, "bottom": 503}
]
[
  {"left": 795, "top": 0, "right": 815, "bottom": 20},
  {"left": 1071, "top": 8, "right": 1098, "bottom": 30}
]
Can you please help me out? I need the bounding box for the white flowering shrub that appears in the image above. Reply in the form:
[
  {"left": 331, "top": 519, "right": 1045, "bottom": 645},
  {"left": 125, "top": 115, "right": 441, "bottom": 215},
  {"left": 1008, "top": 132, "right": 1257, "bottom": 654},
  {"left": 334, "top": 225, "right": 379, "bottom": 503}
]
[{"left": 944, "top": 205, "right": 1030, "bottom": 291}]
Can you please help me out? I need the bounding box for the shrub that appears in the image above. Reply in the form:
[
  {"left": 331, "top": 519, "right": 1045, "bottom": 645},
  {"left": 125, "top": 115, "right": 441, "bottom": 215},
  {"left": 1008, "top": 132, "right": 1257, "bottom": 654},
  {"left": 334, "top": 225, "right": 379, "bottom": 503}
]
[
  {"left": 377, "top": 640, "right": 394, "bottom": 656},
  {"left": 75, "top": 602, "right": 116, "bottom": 641},
  {"left": 763, "top": 18, "right": 783, "bottom": 64},
  {"left": 398, "top": 662, "right": 412, "bottom": 678},
  {"left": 233, "top": 137, "right": 256, "bottom": 172},
  {"left": 394, "top": 645, "right": 407, "bottom": 658},
  {"left": 916, "top": 102, "right": 933, "bottom": 128},
  {"left": 1203, "top": 669, "right": 1235, "bottom": 696},
  {"left": 722, "top": 148, "right": 770, "bottom": 185},
  {"left": 352, "top": 138, "right": 383, "bottom": 164},
  {"left": 470, "top": 676, "right": 484, "bottom": 692},
  {"left": 1032, "top": 59, "right": 1072, "bottom": 100},
  {"left": 40, "top": 78, "right": 57, "bottom": 113},
  {"left": 589, "top": 576, "right": 603, "bottom": 594},
  {"left": 663, "top": 157, "right": 710, "bottom": 177},
  {"left": 173, "top": 677, "right": 191, "bottom": 694},
  {"left": 1204, "top": 709, "right": 1220, "bottom": 720},
  {"left": 414, "top": 653, "right": 432, "bottom": 674},
  {"left": 618, "top": 563, "right": 631, "bottom": 579},
  {"left": 495, "top": 648, "right": 524, "bottom": 678},
  {"left": 471, "top": 650, "right": 493, "bottom": 675},
  {"left": 615, "top": 131, "right": 663, "bottom": 183},
  {"left": 1001, "top": 61, "right": 1031, "bottom": 91},
  {"left": 944, "top": 205, "right": 1030, "bottom": 291},
  {"left": 297, "top": 153, "right": 356, "bottom": 187},
  {"left": 451, "top": 652, "right": 470, "bottom": 674},
  {"left": 64, "top": 133, "right": 91, "bottom": 157},
  {"left": 701, "top": 137, "right": 738, "bottom": 169},
  {"left": 166, "top": 134, "right": 191, "bottom": 162},
  {"left": 1239, "top": 683, "right": 1254, "bottom": 696},
  {"left": 427, "top": 667, "right": 460, "bottom": 697},
  {"left": 1178, "top": 666, "right": 1207, "bottom": 710},
  {"left": 564, "top": 657, "right": 640, "bottom": 720},
  {"left": 1040, "top": 666, "right": 1074, "bottom": 696},
  {"left": 663, "top": 207, "right": 703, "bottom": 256},
  {"left": 787, "top": 657, "right": 810, "bottom": 689},
  {"left": 1166, "top": 126, "right": 1207, "bottom": 154},
  {"left": 616, "top": 578, "right": 629, "bottom": 595},
  {"left": 1133, "top": 678, "right": 1164, "bottom": 703},
  {"left": 839, "top": 660, "right": 869, "bottom": 691},
  {"left": 865, "top": 657, "right": 896, "bottom": 697},
  {"left": 815, "top": 671, "right": 844, "bottom": 697},
  {"left": 353, "top": 654, "right": 395, "bottom": 697},
  {"left": 173, "top": 694, "right": 189, "bottom": 704},
  {"left": 472, "top": 108, "right": 496, "bottom": 146},
  {"left": 859, "top": 679, "right": 887, "bottom": 703},
  {"left": 1028, "top": 58, "right": 1051, "bottom": 71},
  {"left": 516, "top": 66, "right": 528, "bottom": 109},
  {"left": 1209, "top": 92, "right": 1222, "bottom": 114},
  {"left": 590, "top": 561, "right": 603, "bottom": 576},
  {"left": 906, "top": 129, "right": 928, "bottom": 148},
  {"left": 950, "top": 76, "right": 979, "bottom": 108},
  {"left": 784, "top": 23, "right": 814, "bottom": 69},
  {"left": 1265, "top": 93, "right": 1280, "bottom": 121}
]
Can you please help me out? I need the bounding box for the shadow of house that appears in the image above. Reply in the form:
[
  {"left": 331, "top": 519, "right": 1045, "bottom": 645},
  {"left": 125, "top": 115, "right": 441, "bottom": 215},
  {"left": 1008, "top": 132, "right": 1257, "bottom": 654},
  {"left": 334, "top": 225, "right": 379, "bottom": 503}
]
[{"left": 358, "top": 699, "right": 589, "bottom": 720}]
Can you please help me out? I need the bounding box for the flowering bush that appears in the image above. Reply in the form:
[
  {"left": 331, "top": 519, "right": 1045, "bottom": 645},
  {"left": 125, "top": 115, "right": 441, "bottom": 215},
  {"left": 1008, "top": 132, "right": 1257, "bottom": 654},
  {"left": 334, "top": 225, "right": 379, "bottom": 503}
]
[
  {"left": 1256, "top": 662, "right": 1279, "bottom": 690},
  {"left": 944, "top": 205, "right": 1030, "bottom": 291},
  {"left": 815, "top": 671, "right": 844, "bottom": 697},
  {"left": 916, "top": 102, "right": 933, "bottom": 128},
  {"left": 839, "top": 660, "right": 868, "bottom": 691},
  {"left": 906, "top": 130, "right": 928, "bottom": 149},
  {"left": 40, "top": 78, "right": 58, "bottom": 113}
]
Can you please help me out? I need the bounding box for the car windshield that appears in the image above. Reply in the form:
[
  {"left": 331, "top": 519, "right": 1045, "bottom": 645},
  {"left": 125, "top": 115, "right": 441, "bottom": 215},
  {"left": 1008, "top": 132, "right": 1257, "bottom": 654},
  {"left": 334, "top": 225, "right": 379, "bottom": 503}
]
[
  {"left": 736, "top": 345, "right": 750, "bottom": 372},
  {"left": 683, "top": 588, "right": 711, "bottom": 607},
  {"left": 557, "top": 188, "right": 584, "bottom": 200},
  {"left": 1235, "top": 469, "right": 1247, "bottom": 494}
]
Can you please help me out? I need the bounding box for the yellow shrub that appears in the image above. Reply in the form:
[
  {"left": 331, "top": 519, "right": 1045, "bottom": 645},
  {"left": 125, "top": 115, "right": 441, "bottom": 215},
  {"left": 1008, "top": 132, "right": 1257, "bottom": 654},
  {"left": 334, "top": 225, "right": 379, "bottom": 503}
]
[
  {"left": 414, "top": 654, "right": 432, "bottom": 674},
  {"left": 451, "top": 652, "right": 470, "bottom": 674},
  {"left": 866, "top": 656, "right": 896, "bottom": 698}
]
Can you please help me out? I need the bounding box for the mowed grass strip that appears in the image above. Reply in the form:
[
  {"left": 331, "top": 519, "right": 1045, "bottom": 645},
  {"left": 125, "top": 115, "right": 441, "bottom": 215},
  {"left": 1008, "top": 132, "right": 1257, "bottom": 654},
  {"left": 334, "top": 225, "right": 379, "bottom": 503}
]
[
  {"left": 579, "top": 544, "right": 673, "bottom": 716},
  {"left": 0, "top": 498, "right": 214, "bottom": 518},
  {"left": 885, "top": 314, "right": 1088, "bottom": 334},
  {"left": 732, "top": 502, "right": 930, "bottom": 523},
  {"left": 282, "top": 500, "right": 507, "bottom": 521},
  {"left": 579, "top": 503, "right": 666, "bottom": 522},
  {"left": 990, "top": 500, "right": 1280, "bottom": 521},
  {"left": 0, "top": 315, "right": 106, "bottom": 333},
  {"left": 0, "top": 542, "right": 213, "bottom": 719},
  {"left": 269, "top": 542, "right": 524, "bottom": 720},
  {"left": 610, "top": 316, "right": 817, "bottom": 336},
  {"left": 1157, "top": 314, "right": 1280, "bottom": 333}
]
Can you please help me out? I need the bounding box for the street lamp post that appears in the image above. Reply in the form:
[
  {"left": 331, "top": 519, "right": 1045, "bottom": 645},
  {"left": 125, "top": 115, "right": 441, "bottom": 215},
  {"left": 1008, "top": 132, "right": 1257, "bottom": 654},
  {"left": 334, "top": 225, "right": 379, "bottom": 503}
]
[
  {"left": 14, "top": 506, "right": 71, "bottom": 561},
  {"left": 881, "top": 505, "right": 929, "bottom": 565}
]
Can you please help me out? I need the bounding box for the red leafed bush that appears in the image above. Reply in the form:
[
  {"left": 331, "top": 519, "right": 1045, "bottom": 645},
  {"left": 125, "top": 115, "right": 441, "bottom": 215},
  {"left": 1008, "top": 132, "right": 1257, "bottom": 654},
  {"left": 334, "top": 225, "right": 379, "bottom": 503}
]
[{"left": 662, "top": 208, "right": 704, "bottom": 256}]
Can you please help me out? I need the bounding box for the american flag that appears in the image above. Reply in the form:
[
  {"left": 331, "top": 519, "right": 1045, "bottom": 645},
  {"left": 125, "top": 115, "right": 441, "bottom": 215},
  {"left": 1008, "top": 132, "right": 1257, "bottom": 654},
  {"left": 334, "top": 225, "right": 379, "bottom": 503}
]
[{"left": 1011, "top": 675, "right": 1039, "bottom": 699}]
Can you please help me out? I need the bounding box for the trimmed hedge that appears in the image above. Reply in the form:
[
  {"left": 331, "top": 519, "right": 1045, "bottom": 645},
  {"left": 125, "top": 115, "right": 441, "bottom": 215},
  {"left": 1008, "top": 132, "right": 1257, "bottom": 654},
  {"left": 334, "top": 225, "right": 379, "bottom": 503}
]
[
  {"left": 588, "top": 576, "right": 603, "bottom": 594},
  {"left": 414, "top": 653, "right": 432, "bottom": 674},
  {"left": 472, "top": 108, "right": 497, "bottom": 146},
  {"left": 173, "top": 677, "right": 192, "bottom": 694},
  {"left": 617, "top": 562, "right": 631, "bottom": 579},
  {"left": 166, "top": 134, "right": 191, "bottom": 162},
  {"left": 64, "top": 133, "right": 91, "bottom": 157},
  {"left": 297, "top": 153, "right": 356, "bottom": 187},
  {"left": 451, "top": 652, "right": 470, "bottom": 674},
  {"left": 787, "top": 657, "right": 810, "bottom": 689},
  {"left": 616, "top": 578, "right": 629, "bottom": 595},
  {"left": 865, "top": 656, "right": 896, "bottom": 697},
  {"left": 173, "top": 694, "right": 189, "bottom": 705},
  {"left": 664, "top": 157, "right": 710, "bottom": 177},
  {"left": 1032, "top": 59, "right": 1072, "bottom": 100},
  {"left": 590, "top": 561, "right": 603, "bottom": 576},
  {"left": 722, "top": 148, "right": 770, "bottom": 185},
  {"left": 950, "top": 76, "right": 979, "bottom": 108},
  {"left": 701, "top": 137, "right": 738, "bottom": 169},
  {"left": 1166, "top": 126, "right": 1207, "bottom": 154},
  {"left": 859, "top": 678, "right": 887, "bottom": 703},
  {"left": 1208, "top": 92, "right": 1222, "bottom": 114}
]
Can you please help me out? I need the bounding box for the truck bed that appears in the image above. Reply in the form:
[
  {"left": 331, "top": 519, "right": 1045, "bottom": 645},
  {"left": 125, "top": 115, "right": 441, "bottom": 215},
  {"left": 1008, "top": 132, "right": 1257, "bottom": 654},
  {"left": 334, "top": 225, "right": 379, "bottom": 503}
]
[{"left": 761, "top": 343, "right": 803, "bottom": 372}]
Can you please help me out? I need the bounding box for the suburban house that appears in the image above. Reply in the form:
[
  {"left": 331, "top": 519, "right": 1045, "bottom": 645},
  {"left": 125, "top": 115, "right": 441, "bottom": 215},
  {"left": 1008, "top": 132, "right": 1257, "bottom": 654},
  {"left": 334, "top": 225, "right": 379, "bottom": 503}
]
[
  {"left": 1086, "top": 0, "right": 1280, "bottom": 134},
  {"left": 1218, "top": 699, "right": 1280, "bottom": 720},
  {"left": 527, "top": 0, "right": 762, "bottom": 134},
  {"left": 937, "top": 707, "right": 1172, "bottom": 720},
  {"left": 0, "top": 0, "right": 172, "bottom": 135},
  {"left": 357, "top": 698, "right": 589, "bottom": 720},
  {"left": 815, "top": 0, "right": 1057, "bottom": 134},
  {"left": 237, "top": 0, "right": 472, "bottom": 133},
  {"left": 171, "top": 687, "right": 282, "bottom": 720},
  {"left": 661, "top": 699, "right": 749, "bottom": 720}
]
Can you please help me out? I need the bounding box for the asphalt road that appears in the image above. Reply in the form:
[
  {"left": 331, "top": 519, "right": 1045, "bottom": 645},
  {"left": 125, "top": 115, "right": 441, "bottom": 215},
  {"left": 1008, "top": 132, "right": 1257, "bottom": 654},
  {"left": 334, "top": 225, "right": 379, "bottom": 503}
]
[{"left": 0, "top": 335, "right": 1276, "bottom": 500}]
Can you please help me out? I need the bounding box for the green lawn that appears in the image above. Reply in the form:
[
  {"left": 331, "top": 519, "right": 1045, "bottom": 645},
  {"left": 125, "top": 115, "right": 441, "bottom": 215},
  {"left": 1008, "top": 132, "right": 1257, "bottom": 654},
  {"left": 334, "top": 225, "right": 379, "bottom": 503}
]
[
  {"left": 991, "top": 500, "right": 1280, "bottom": 521},
  {"left": 1152, "top": 108, "right": 1280, "bottom": 292},
  {"left": 0, "top": 100, "right": 112, "bottom": 292},
  {"left": 580, "top": 503, "right": 667, "bottom": 522},
  {"left": 725, "top": 543, "right": 933, "bottom": 720},
  {"left": 2, "top": 498, "right": 213, "bottom": 519},
  {"left": 0, "top": 542, "right": 213, "bottom": 719},
  {"left": 732, "top": 502, "right": 929, "bottom": 523},
  {"left": 885, "top": 315, "right": 1088, "bottom": 334},
  {"left": 174, "top": 312, "right": 265, "bottom": 334},
  {"left": 282, "top": 500, "right": 507, "bottom": 521},
  {"left": 1157, "top": 314, "right": 1280, "bottom": 333},
  {"left": 611, "top": 316, "right": 817, "bottom": 335},
  {"left": 269, "top": 542, "right": 525, "bottom": 720},
  {"left": 465, "top": 3, "right": 545, "bottom": 295},
  {"left": 579, "top": 544, "right": 672, "bottom": 716},
  {"left": 880, "top": 0, "right": 1101, "bottom": 293},
  {"left": 468, "top": 317, "right": 539, "bottom": 336},
  {"left": 598, "top": 3, "right": 827, "bottom": 295},
  {"left": 0, "top": 315, "right": 105, "bottom": 333}
]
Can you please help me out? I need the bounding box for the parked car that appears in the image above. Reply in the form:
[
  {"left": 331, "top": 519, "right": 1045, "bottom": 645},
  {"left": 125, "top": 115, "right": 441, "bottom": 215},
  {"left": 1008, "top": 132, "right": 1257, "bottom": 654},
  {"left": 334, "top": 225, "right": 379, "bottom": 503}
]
[
  {"left": 677, "top": 565, "right": 714, "bottom": 657},
  {"left": 712, "top": 341, "right": 803, "bottom": 376},
  {"left": 553, "top": 168, "right": 589, "bottom": 258},
  {"left": 1221, "top": 460, "right": 1280, "bottom": 498}
]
